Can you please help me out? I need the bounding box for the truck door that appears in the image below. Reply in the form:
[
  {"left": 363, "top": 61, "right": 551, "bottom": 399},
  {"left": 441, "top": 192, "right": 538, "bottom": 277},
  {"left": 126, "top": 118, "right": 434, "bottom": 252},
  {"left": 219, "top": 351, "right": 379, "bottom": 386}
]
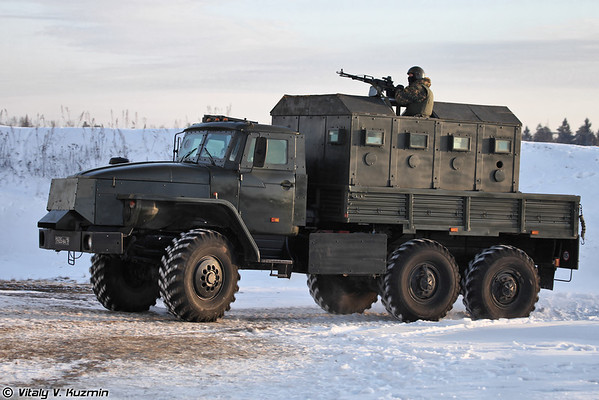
[{"left": 238, "top": 132, "right": 299, "bottom": 235}]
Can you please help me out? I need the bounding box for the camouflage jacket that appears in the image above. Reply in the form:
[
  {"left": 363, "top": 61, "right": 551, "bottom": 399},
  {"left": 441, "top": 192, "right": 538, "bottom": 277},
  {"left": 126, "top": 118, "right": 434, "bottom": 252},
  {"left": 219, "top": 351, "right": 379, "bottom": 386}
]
[{"left": 395, "top": 79, "right": 434, "bottom": 117}]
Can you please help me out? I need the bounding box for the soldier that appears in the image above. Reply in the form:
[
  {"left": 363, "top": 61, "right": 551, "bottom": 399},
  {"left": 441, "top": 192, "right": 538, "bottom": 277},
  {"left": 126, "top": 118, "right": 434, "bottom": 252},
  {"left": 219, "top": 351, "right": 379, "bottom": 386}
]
[{"left": 395, "top": 66, "right": 434, "bottom": 117}]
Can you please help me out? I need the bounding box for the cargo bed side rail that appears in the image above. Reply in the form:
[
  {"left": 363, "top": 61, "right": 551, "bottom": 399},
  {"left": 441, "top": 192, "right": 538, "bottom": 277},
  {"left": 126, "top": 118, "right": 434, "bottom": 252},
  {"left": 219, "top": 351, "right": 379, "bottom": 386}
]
[{"left": 318, "top": 185, "right": 580, "bottom": 239}]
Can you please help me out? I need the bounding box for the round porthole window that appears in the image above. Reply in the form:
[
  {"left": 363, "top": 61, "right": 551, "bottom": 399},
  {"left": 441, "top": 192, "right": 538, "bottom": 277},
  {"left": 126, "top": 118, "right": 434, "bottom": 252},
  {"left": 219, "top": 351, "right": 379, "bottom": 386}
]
[
  {"left": 364, "top": 152, "right": 377, "bottom": 166},
  {"left": 408, "top": 155, "right": 420, "bottom": 168}
]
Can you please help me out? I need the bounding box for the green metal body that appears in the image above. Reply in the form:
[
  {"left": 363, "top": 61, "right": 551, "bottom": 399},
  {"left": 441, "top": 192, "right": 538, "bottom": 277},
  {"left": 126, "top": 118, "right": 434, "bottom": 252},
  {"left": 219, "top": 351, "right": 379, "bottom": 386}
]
[{"left": 38, "top": 96, "right": 581, "bottom": 290}]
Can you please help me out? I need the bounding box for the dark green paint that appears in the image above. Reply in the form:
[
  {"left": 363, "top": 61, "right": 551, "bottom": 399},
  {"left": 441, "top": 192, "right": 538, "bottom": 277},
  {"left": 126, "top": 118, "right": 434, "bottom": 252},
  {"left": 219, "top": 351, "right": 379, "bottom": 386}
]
[{"left": 39, "top": 95, "right": 581, "bottom": 286}]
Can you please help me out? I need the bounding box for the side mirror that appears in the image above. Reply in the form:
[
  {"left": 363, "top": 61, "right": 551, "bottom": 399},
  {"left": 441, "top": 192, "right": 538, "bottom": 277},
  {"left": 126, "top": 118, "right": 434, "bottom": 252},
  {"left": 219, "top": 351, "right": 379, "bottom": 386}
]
[
  {"left": 172, "top": 131, "right": 184, "bottom": 161},
  {"left": 253, "top": 137, "right": 267, "bottom": 168}
]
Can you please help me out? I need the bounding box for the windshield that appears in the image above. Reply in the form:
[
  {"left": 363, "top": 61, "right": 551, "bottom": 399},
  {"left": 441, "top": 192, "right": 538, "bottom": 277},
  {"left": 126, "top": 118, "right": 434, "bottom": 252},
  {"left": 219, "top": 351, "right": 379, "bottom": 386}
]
[
  {"left": 201, "top": 132, "right": 233, "bottom": 160},
  {"left": 177, "top": 130, "right": 235, "bottom": 164},
  {"left": 177, "top": 131, "right": 205, "bottom": 162}
]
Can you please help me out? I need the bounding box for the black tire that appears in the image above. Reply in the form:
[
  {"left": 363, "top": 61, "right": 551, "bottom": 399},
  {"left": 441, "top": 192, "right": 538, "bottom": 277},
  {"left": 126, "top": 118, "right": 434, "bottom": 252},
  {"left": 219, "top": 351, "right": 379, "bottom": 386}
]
[
  {"left": 381, "top": 239, "right": 460, "bottom": 322},
  {"left": 307, "top": 275, "right": 378, "bottom": 314},
  {"left": 90, "top": 254, "right": 159, "bottom": 312},
  {"left": 463, "top": 245, "right": 540, "bottom": 320},
  {"left": 159, "top": 229, "right": 239, "bottom": 322}
]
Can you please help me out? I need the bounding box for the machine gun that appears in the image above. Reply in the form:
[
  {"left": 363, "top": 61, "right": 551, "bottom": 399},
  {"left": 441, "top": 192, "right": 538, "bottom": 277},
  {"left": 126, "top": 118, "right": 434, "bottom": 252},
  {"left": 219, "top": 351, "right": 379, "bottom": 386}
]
[{"left": 337, "top": 69, "right": 402, "bottom": 101}]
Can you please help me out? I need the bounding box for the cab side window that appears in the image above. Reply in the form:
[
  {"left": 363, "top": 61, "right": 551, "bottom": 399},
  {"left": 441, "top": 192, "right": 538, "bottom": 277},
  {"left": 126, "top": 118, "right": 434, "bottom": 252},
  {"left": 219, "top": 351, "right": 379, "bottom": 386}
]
[
  {"left": 247, "top": 138, "right": 288, "bottom": 166},
  {"left": 265, "top": 139, "right": 288, "bottom": 165}
]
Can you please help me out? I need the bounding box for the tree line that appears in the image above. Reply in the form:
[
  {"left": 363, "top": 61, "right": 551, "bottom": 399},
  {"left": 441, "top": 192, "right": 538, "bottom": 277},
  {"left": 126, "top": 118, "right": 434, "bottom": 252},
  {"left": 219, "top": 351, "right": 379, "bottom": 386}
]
[
  {"left": 1, "top": 105, "right": 232, "bottom": 130},
  {"left": 523, "top": 118, "right": 596, "bottom": 146},
  {"left": 2, "top": 110, "right": 597, "bottom": 146}
]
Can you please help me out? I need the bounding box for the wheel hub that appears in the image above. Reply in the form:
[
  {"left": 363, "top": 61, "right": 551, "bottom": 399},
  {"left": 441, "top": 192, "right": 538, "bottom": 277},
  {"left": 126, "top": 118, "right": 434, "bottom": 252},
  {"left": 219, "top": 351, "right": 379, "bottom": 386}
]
[
  {"left": 193, "top": 256, "right": 223, "bottom": 299},
  {"left": 206, "top": 271, "right": 217, "bottom": 285},
  {"left": 492, "top": 272, "right": 519, "bottom": 305},
  {"left": 410, "top": 264, "right": 437, "bottom": 300}
]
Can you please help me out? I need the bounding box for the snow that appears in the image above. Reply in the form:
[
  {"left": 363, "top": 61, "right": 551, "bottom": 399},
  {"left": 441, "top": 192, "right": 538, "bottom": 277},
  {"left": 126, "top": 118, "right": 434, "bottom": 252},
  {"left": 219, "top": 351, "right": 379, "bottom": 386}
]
[
  {"left": 1, "top": 287, "right": 598, "bottom": 399},
  {"left": 1, "top": 126, "right": 598, "bottom": 399}
]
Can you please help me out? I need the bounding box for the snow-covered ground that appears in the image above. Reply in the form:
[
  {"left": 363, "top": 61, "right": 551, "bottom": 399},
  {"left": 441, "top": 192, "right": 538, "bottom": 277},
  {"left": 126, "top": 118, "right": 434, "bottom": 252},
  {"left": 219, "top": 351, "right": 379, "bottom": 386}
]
[
  {"left": 1, "top": 285, "right": 598, "bottom": 399},
  {"left": 0, "top": 126, "right": 598, "bottom": 399}
]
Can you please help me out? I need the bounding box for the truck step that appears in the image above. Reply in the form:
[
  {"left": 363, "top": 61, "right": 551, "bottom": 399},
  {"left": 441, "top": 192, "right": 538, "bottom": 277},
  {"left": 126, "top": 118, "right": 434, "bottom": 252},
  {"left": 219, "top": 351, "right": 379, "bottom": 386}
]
[{"left": 260, "top": 258, "right": 294, "bottom": 279}]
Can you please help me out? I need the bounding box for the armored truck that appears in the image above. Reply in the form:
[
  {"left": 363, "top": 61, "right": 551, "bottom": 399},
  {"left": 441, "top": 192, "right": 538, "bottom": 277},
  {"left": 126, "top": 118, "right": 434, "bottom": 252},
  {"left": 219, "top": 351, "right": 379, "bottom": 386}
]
[{"left": 38, "top": 94, "right": 582, "bottom": 323}]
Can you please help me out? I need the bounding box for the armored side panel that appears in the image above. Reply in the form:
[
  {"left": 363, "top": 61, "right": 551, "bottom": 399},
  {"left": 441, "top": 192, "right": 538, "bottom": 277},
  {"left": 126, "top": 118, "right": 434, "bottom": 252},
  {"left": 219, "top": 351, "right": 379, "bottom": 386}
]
[
  {"left": 431, "top": 102, "right": 522, "bottom": 192},
  {"left": 271, "top": 94, "right": 522, "bottom": 194},
  {"left": 272, "top": 94, "right": 393, "bottom": 189},
  {"left": 395, "top": 118, "right": 521, "bottom": 192}
]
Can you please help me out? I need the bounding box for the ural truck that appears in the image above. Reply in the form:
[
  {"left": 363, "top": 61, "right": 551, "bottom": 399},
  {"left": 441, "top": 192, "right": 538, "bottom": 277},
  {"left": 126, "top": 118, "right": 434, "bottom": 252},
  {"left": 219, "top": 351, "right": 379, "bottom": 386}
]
[{"left": 38, "top": 93, "right": 582, "bottom": 323}]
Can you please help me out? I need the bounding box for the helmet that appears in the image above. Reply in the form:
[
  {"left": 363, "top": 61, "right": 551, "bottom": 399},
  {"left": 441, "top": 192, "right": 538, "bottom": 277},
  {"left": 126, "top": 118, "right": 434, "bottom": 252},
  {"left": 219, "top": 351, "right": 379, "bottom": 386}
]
[{"left": 407, "top": 66, "right": 425, "bottom": 83}]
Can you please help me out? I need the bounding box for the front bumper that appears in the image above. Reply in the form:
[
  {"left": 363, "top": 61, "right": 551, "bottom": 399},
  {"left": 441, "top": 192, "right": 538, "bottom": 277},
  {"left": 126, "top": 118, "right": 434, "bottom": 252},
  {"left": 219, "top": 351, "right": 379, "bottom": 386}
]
[{"left": 39, "top": 229, "right": 124, "bottom": 254}]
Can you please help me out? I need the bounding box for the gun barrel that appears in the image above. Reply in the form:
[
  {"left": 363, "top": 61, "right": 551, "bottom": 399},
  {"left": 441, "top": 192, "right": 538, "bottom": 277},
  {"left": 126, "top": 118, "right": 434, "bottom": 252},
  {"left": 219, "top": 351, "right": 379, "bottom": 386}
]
[
  {"left": 337, "top": 69, "right": 375, "bottom": 82},
  {"left": 337, "top": 69, "right": 397, "bottom": 108},
  {"left": 337, "top": 69, "right": 393, "bottom": 86}
]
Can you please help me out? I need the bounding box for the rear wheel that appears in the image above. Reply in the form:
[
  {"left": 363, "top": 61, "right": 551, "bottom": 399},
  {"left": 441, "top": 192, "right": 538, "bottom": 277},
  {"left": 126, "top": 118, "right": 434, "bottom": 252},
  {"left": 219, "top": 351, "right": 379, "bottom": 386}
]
[
  {"left": 90, "top": 254, "right": 160, "bottom": 312},
  {"left": 381, "top": 239, "right": 460, "bottom": 322},
  {"left": 159, "top": 229, "right": 239, "bottom": 322},
  {"left": 307, "top": 274, "right": 378, "bottom": 314},
  {"left": 463, "top": 245, "right": 540, "bottom": 320}
]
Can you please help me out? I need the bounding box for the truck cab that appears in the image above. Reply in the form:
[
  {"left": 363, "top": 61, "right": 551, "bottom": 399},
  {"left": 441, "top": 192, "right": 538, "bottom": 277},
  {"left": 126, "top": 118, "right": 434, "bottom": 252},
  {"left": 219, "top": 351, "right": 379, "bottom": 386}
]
[
  {"left": 39, "top": 116, "right": 306, "bottom": 260},
  {"left": 174, "top": 116, "right": 307, "bottom": 237}
]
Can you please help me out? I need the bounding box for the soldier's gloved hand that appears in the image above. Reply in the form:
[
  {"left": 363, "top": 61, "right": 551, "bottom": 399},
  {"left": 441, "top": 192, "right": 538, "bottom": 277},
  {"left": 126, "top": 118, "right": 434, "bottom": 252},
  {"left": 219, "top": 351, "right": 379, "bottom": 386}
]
[{"left": 395, "top": 84, "right": 405, "bottom": 91}]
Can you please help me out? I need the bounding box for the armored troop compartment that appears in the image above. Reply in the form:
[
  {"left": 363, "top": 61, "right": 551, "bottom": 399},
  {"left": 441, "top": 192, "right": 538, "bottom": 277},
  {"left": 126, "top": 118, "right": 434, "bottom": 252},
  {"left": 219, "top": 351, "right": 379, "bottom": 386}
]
[
  {"left": 271, "top": 94, "right": 521, "bottom": 192},
  {"left": 271, "top": 94, "right": 578, "bottom": 243}
]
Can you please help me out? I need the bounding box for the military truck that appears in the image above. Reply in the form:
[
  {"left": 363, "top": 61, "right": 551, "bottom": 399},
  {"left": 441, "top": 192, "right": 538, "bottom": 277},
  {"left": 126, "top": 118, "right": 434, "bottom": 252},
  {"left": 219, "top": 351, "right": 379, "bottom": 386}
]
[{"left": 38, "top": 93, "right": 582, "bottom": 323}]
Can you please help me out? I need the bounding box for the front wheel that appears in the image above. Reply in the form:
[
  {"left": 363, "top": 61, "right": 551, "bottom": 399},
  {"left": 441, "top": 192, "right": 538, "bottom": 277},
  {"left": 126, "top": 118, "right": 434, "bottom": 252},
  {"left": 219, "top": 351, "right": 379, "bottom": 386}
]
[
  {"left": 159, "top": 229, "right": 239, "bottom": 322},
  {"left": 463, "top": 245, "right": 540, "bottom": 320},
  {"left": 380, "top": 239, "right": 460, "bottom": 322}
]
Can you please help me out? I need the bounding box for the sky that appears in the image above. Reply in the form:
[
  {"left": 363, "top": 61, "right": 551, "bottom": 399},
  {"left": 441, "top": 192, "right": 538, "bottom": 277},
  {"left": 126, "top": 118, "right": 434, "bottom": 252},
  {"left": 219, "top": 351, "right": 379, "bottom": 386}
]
[{"left": 1, "top": 0, "right": 598, "bottom": 130}]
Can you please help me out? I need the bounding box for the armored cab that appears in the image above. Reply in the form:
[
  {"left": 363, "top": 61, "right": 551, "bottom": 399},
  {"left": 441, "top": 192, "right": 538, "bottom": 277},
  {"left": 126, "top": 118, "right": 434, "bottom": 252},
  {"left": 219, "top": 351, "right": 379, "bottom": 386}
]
[{"left": 271, "top": 94, "right": 522, "bottom": 194}]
